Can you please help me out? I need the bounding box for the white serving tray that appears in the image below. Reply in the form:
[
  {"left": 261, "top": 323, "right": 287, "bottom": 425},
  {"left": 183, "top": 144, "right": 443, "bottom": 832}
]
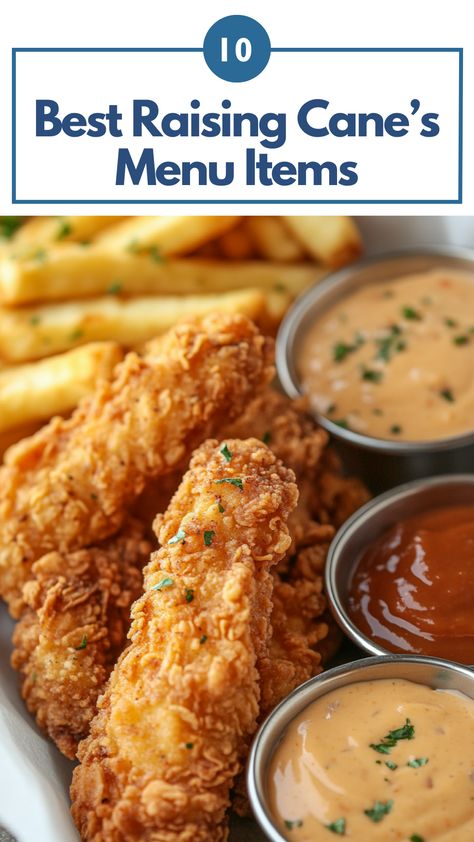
[{"left": 2, "top": 216, "right": 474, "bottom": 842}]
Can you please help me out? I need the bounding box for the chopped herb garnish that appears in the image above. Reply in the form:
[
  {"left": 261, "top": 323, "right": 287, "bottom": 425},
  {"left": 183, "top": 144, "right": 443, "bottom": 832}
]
[
  {"left": 332, "top": 334, "right": 363, "bottom": 363},
  {"left": 327, "top": 404, "right": 337, "bottom": 415},
  {"left": 217, "top": 502, "right": 225, "bottom": 513},
  {"left": 440, "top": 387, "right": 454, "bottom": 402},
  {"left": 444, "top": 317, "right": 458, "bottom": 327},
  {"left": 185, "top": 588, "right": 194, "bottom": 603},
  {"left": 107, "top": 281, "right": 123, "bottom": 295},
  {"left": 361, "top": 365, "right": 383, "bottom": 383},
  {"left": 363, "top": 799, "right": 393, "bottom": 823},
  {"left": 204, "top": 530, "right": 215, "bottom": 547},
  {"left": 334, "top": 418, "right": 349, "bottom": 429},
  {"left": 75, "top": 635, "right": 88, "bottom": 651},
  {"left": 149, "top": 245, "right": 164, "bottom": 263},
  {"left": 453, "top": 334, "right": 469, "bottom": 346},
  {"left": 402, "top": 306, "right": 422, "bottom": 321},
  {"left": 274, "top": 282, "right": 287, "bottom": 292},
  {"left": 410, "top": 835, "right": 425, "bottom": 842},
  {"left": 152, "top": 576, "right": 174, "bottom": 591},
  {"left": 185, "top": 742, "right": 194, "bottom": 749},
  {"left": 214, "top": 478, "right": 243, "bottom": 490},
  {"left": 0, "top": 216, "right": 23, "bottom": 240},
  {"left": 199, "top": 634, "right": 207, "bottom": 644},
  {"left": 385, "top": 760, "right": 398, "bottom": 770},
  {"left": 325, "top": 817, "right": 346, "bottom": 835},
  {"left": 390, "top": 424, "right": 402, "bottom": 435},
  {"left": 262, "top": 431, "right": 272, "bottom": 444},
  {"left": 284, "top": 820, "right": 303, "bottom": 830},
  {"left": 370, "top": 718, "right": 414, "bottom": 753},
  {"left": 396, "top": 340, "right": 407, "bottom": 351},
  {"left": 90, "top": 493, "right": 98, "bottom": 501},
  {"left": 168, "top": 528, "right": 186, "bottom": 545},
  {"left": 32, "top": 248, "right": 47, "bottom": 263},
  {"left": 126, "top": 238, "right": 140, "bottom": 253},
  {"left": 29, "top": 315, "right": 41, "bottom": 326},
  {"left": 56, "top": 220, "right": 72, "bottom": 240},
  {"left": 372, "top": 408, "right": 383, "bottom": 416},
  {"left": 375, "top": 324, "right": 405, "bottom": 362},
  {"left": 407, "top": 757, "right": 429, "bottom": 768},
  {"left": 220, "top": 444, "right": 233, "bottom": 463},
  {"left": 80, "top": 239, "right": 91, "bottom": 247},
  {"left": 69, "top": 328, "right": 84, "bottom": 341}
]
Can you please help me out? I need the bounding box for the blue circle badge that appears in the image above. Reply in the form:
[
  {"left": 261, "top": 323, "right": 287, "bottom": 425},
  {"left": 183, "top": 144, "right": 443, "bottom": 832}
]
[{"left": 203, "top": 15, "right": 271, "bottom": 83}]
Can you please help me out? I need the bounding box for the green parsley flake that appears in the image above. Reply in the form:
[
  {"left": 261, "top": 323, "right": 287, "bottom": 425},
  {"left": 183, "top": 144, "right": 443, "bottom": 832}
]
[
  {"left": 199, "top": 634, "right": 207, "bottom": 644},
  {"left": 217, "top": 502, "right": 225, "bottom": 513},
  {"left": 375, "top": 324, "right": 405, "bottom": 362},
  {"left": 56, "top": 220, "right": 72, "bottom": 240},
  {"left": 410, "top": 835, "right": 425, "bottom": 842},
  {"left": 69, "top": 328, "right": 84, "bottom": 342},
  {"left": 75, "top": 635, "right": 88, "bottom": 651},
  {"left": 107, "top": 281, "right": 123, "bottom": 295},
  {"left": 185, "top": 589, "right": 194, "bottom": 603},
  {"left": 0, "top": 216, "right": 23, "bottom": 240},
  {"left": 370, "top": 718, "right": 414, "bottom": 754},
  {"left": 152, "top": 576, "right": 174, "bottom": 591},
  {"left": 274, "top": 282, "right": 287, "bottom": 292},
  {"left": 332, "top": 334, "right": 364, "bottom": 363},
  {"left": 126, "top": 238, "right": 140, "bottom": 253},
  {"left": 284, "top": 820, "right": 303, "bottom": 830},
  {"left": 444, "top": 317, "right": 458, "bottom": 327},
  {"left": 364, "top": 799, "right": 393, "bottom": 823},
  {"left": 168, "top": 528, "right": 186, "bottom": 545},
  {"left": 262, "top": 431, "right": 272, "bottom": 444},
  {"left": 361, "top": 365, "right": 383, "bottom": 383},
  {"left": 334, "top": 418, "right": 349, "bottom": 430},
  {"left": 385, "top": 760, "right": 398, "bottom": 771},
  {"left": 185, "top": 742, "right": 194, "bottom": 749},
  {"left": 407, "top": 757, "right": 429, "bottom": 768},
  {"left": 214, "top": 478, "right": 243, "bottom": 490},
  {"left": 220, "top": 444, "right": 233, "bottom": 463},
  {"left": 149, "top": 245, "right": 165, "bottom": 263},
  {"left": 453, "top": 334, "right": 469, "bottom": 346},
  {"left": 390, "top": 424, "right": 402, "bottom": 435},
  {"left": 440, "top": 387, "right": 454, "bottom": 402},
  {"left": 402, "top": 306, "right": 422, "bottom": 321},
  {"left": 29, "top": 315, "right": 41, "bottom": 326},
  {"left": 204, "top": 530, "right": 215, "bottom": 547},
  {"left": 325, "top": 817, "right": 346, "bottom": 835}
]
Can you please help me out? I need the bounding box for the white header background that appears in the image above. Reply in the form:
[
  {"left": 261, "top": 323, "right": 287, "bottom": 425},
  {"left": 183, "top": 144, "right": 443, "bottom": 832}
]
[{"left": 1, "top": 0, "right": 472, "bottom": 215}]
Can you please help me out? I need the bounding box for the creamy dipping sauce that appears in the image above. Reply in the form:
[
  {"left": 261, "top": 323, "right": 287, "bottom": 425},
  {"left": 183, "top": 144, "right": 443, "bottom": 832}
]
[
  {"left": 298, "top": 268, "right": 474, "bottom": 441},
  {"left": 348, "top": 504, "right": 474, "bottom": 663},
  {"left": 269, "top": 678, "right": 474, "bottom": 841}
]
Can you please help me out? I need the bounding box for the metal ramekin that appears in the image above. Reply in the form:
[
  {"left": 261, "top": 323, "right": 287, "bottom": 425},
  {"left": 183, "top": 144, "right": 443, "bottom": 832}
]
[
  {"left": 247, "top": 654, "right": 474, "bottom": 842},
  {"left": 325, "top": 473, "right": 474, "bottom": 658},
  {"left": 276, "top": 247, "right": 474, "bottom": 492}
]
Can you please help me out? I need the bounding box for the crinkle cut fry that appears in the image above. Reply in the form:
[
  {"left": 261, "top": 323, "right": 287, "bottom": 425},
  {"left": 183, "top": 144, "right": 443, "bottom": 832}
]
[
  {"left": 11, "top": 518, "right": 151, "bottom": 758},
  {"left": 0, "top": 313, "right": 274, "bottom": 617},
  {"left": 71, "top": 438, "right": 297, "bottom": 842}
]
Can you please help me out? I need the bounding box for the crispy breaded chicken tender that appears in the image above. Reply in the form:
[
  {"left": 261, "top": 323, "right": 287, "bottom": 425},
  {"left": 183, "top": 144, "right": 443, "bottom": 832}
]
[
  {"left": 11, "top": 519, "right": 151, "bottom": 758},
  {"left": 71, "top": 439, "right": 298, "bottom": 842},
  {"left": 0, "top": 313, "right": 273, "bottom": 617}
]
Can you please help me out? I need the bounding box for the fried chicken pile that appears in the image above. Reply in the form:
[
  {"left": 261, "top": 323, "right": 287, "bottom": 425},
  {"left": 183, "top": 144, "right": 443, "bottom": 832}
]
[{"left": 0, "top": 313, "right": 369, "bottom": 840}]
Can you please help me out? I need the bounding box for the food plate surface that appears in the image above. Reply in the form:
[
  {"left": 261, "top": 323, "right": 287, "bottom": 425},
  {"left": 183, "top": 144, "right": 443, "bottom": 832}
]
[{"left": 1, "top": 216, "right": 474, "bottom": 842}]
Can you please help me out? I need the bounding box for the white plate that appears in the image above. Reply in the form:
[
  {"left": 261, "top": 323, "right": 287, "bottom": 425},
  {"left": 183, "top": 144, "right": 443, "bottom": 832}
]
[{"left": 2, "top": 216, "right": 474, "bottom": 842}]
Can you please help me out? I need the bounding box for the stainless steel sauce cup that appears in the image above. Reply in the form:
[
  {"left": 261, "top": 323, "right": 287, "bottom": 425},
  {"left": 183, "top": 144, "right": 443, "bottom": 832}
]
[
  {"left": 247, "top": 654, "right": 474, "bottom": 842},
  {"left": 324, "top": 473, "right": 474, "bottom": 658},
  {"left": 276, "top": 247, "right": 474, "bottom": 492}
]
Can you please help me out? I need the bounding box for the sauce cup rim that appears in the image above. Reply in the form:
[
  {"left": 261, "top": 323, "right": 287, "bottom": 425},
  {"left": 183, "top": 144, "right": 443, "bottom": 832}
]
[
  {"left": 247, "top": 653, "right": 474, "bottom": 842},
  {"left": 276, "top": 245, "right": 474, "bottom": 453},
  {"left": 324, "top": 473, "right": 474, "bottom": 658}
]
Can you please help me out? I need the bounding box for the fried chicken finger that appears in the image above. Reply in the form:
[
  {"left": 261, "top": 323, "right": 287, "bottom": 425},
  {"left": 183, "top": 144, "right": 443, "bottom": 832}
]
[{"left": 71, "top": 438, "right": 297, "bottom": 842}]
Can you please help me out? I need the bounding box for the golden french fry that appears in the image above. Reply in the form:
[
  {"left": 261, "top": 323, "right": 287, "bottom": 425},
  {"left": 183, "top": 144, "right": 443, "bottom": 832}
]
[
  {"left": 283, "top": 216, "right": 362, "bottom": 268},
  {"left": 0, "top": 248, "right": 321, "bottom": 305},
  {"left": 244, "top": 217, "right": 306, "bottom": 262},
  {"left": 0, "top": 342, "right": 123, "bottom": 433},
  {"left": 12, "top": 216, "right": 119, "bottom": 249},
  {"left": 0, "top": 422, "right": 44, "bottom": 460},
  {"left": 95, "top": 215, "right": 239, "bottom": 256},
  {"left": 258, "top": 289, "right": 293, "bottom": 334},
  {"left": 0, "top": 289, "right": 267, "bottom": 362},
  {"left": 217, "top": 223, "right": 256, "bottom": 260}
]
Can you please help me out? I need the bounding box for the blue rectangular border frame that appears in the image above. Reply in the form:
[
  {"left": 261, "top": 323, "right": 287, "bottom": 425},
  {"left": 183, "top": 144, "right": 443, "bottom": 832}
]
[{"left": 11, "top": 46, "right": 463, "bottom": 204}]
